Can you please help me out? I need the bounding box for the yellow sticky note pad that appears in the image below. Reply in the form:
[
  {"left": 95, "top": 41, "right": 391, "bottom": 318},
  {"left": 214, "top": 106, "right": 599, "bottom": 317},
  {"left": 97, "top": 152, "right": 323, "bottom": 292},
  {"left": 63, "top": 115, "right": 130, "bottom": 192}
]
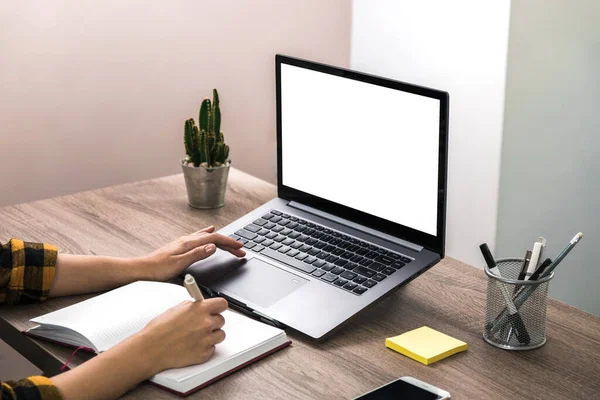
[{"left": 385, "top": 326, "right": 467, "bottom": 365}]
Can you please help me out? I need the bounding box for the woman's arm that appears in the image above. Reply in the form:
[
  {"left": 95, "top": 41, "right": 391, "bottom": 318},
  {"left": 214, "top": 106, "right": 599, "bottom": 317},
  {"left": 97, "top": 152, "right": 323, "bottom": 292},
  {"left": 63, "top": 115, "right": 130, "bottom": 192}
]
[
  {"left": 48, "top": 226, "right": 245, "bottom": 297},
  {"left": 1, "top": 227, "right": 243, "bottom": 303},
  {"left": 51, "top": 298, "right": 228, "bottom": 400},
  {"left": 1, "top": 228, "right": 243, "bottom": 399}
]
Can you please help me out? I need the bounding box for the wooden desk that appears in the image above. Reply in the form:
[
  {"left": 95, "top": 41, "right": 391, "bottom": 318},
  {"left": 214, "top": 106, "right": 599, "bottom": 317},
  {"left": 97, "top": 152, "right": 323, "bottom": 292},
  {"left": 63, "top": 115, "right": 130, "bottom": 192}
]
[{"left": 1, "top": 168, "right": 599, "bottom": 399}]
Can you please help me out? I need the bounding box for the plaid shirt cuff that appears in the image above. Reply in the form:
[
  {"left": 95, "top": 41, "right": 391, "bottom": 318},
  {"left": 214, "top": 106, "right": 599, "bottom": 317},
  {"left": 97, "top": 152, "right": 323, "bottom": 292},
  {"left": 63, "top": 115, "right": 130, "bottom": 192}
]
[
  {"left": 0, "top": 239, "right": 58, "bottom": 305},
  {"left": 1, "top": 376, "right": 62, "bottom": 400}
]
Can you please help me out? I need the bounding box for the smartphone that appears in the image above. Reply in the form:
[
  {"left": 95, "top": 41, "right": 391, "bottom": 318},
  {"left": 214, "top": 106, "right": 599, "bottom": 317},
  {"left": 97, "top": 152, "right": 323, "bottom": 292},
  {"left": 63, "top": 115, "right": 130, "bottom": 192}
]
[{"left": 354, "top": 376, "right": 451, "bottom": 400}]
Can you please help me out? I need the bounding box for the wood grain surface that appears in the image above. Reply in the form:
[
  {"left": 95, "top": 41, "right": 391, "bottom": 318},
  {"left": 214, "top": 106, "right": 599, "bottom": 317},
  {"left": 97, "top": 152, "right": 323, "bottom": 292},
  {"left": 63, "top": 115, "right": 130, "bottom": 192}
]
[{"left": 1, "top": 168, "right": 599, "bottom": 400}]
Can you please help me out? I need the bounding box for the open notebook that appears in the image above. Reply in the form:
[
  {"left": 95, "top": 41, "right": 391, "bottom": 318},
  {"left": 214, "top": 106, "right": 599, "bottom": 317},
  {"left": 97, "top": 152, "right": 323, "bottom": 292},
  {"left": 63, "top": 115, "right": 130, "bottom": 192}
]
[{"left": 25, "top": 281, "right": 290, "bottom": 396}]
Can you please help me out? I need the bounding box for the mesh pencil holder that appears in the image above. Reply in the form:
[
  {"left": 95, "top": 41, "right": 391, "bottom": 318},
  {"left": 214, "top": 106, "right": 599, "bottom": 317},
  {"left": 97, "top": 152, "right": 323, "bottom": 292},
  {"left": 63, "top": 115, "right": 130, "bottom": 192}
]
[{"left": 483, "top": 258, "right": 554, "bottom": 350}]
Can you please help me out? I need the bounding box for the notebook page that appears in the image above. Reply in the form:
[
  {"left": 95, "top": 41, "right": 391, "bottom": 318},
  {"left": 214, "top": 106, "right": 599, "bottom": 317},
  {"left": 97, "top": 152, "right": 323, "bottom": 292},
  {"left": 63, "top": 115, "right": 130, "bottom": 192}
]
[
  {"left": 31, "top": 281, "right": 188, "bottom": 352},
  {"left": 152, "top": 309, "right": 285, "bottom": 384}
]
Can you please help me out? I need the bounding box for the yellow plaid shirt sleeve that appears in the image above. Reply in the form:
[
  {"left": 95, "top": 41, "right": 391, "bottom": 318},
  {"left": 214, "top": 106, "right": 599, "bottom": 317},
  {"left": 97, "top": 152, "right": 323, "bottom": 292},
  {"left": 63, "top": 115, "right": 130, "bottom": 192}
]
[
  {"left": 0, "top": 239, "right": 62, "bottom": 399},
  {"left": 0, "top": 239, "right": 58, "bottom": 305},
  {"left": 1, "top": 377, "right": 62, "bottom": 400}
]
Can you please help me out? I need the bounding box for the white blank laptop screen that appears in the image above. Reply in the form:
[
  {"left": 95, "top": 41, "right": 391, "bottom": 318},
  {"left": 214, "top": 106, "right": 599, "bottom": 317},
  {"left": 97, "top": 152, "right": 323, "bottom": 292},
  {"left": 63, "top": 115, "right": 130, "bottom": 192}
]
[{"left": 280, "top": 64, "right": 440, "bottom": 236}]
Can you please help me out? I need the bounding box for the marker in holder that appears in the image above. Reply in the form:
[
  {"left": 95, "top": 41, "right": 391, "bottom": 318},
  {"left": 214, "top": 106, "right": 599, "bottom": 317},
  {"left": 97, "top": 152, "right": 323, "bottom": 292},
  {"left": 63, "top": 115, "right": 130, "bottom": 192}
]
[{"left": 483, "top": 258, "right": 553, "bottom": 350}]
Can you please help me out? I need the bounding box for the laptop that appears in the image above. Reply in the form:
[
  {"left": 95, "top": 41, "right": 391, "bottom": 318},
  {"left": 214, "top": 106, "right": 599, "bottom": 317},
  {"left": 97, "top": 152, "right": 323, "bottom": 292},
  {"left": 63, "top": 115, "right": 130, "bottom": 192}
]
[{"left": 187, "top": 54, "right": 449, "bottom": 340}]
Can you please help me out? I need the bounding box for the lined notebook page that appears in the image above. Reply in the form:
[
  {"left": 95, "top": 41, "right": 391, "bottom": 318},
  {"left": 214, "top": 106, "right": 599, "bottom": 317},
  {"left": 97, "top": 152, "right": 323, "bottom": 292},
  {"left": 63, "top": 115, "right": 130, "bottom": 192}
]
[{"left": 31, "top": 281, "right": 188, "bottom": 352}]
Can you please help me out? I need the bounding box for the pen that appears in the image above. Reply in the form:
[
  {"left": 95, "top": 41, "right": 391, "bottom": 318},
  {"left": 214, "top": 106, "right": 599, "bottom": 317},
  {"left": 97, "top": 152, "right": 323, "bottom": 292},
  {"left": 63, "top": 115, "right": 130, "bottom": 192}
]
[
  {"left": 479, "top": 243, "right": 519, "bottom": 313},
  {"left": 480, "top": 243, "right": 530, "bottom": 344},
  {"left": 526, "top": 237, "right": 546, "bottom": 279},
  {"left": 490, "top": 233, "right": 583, "bottom": 335},
  {"left": 514, "top": 250, "right": 531, "bottom": 296},
  {"left": 527, "top": 257, "right": 552, "bottom": 282},
  {"left": 508, "top": 257, "right": 552, "bottom": 343},
  {"left": 507, "top": 250, "right": 531, "bottom": 343},
  {"left": 184, "top": 274, "right": 205, "bottom": 301},
  {"left": 511, "top": 258, "right": 553, "bottom": 301},
  {"left": 517, "top": 250, "right": 532, "bottom": 282}
]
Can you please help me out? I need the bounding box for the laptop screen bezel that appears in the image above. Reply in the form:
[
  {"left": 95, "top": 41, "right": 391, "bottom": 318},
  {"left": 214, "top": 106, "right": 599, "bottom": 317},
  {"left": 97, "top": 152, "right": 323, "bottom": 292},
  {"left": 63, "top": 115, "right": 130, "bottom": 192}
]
[{"left": 275, "top": 54, "right": 449, "bottom": 258}]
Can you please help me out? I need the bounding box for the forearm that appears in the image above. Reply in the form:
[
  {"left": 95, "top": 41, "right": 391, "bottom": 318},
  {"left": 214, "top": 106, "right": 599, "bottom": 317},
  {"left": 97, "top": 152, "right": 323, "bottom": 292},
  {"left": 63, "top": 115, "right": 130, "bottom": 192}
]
[
  {"left": 42, "top": 228, "right": 243, "bottom": 299},
  {"left": 51, "top": 332, "right": 159, "bottom": 400},
  {"left": 49, "top": 254, "right": 151, "bottom": 297}
]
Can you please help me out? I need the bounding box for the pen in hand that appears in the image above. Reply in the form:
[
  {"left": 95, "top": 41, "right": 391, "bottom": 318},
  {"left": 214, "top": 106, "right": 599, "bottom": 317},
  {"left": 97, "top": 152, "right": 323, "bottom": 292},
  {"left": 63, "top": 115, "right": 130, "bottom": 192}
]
[{"left": 184, "top": 274, "right": 205, "bottom": 301}]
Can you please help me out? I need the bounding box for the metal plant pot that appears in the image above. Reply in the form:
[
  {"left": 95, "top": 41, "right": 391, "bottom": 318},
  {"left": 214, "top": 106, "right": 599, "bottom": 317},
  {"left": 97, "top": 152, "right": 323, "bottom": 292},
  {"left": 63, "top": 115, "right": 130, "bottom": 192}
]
[{"left": 181, "top": 159, "right": 231, "bottom": 209}]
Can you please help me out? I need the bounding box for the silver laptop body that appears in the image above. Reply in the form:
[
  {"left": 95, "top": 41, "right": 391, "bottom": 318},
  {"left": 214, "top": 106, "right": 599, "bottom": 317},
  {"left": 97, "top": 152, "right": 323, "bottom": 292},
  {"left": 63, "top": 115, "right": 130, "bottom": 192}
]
[{"left": 187, "top": 55, "right": 449, "bottom": 340}]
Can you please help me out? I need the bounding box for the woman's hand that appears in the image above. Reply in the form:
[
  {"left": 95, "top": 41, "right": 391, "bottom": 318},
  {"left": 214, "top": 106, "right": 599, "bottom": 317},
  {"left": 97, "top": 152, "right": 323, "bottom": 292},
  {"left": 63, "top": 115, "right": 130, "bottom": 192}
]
[
  {"left": 137, "top": 297, "right": 229, "bottom": 373},
  {"left": 142, "top": 226, "right": 245, "bottom": 282},
  {"left": 52, "top": 298, "right": 229, "bottom": 400},
  {"left": 49, "top": 227, "right": 243, "bottom": 298}
]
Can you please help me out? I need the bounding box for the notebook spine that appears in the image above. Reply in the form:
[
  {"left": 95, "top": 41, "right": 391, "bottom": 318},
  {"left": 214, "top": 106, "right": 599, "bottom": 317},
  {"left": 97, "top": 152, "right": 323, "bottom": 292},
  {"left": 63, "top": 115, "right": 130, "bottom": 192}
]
[{"left": 22, "top": 330, "right": 96, "bottom": 355}]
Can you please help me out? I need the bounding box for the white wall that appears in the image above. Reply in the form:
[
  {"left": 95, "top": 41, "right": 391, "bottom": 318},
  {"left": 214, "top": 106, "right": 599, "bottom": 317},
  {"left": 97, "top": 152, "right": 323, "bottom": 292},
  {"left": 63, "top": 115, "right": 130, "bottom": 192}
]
[
  {"left": 496, "top": 0, "right": 600, "bottom": 316},
  {"left": 0, "top": 0, "right": 351, "bottom": 207},
  {"left": 351, "top": 0, "right": 511, "bottom": 267}
]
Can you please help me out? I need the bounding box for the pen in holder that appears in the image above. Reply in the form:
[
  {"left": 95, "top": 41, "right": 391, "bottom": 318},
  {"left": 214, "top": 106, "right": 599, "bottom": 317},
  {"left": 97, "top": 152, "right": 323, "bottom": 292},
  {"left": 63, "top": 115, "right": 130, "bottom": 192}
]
[{"left": 483, "top": 258, "right": 554, "bottom": 350}]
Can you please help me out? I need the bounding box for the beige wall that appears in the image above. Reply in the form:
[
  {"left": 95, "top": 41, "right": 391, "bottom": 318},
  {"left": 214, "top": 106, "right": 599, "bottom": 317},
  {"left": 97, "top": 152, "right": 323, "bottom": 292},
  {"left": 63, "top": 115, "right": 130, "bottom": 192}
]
[{"left": 0, "top": 1, "right": 351, "bottom": 207}]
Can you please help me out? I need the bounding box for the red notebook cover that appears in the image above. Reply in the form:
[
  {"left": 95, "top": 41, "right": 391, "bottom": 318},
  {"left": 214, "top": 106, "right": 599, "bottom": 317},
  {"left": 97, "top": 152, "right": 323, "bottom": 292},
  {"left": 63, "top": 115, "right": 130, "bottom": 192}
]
[{"left": 23, "top": 329, "right": 291, "bottom": 396}]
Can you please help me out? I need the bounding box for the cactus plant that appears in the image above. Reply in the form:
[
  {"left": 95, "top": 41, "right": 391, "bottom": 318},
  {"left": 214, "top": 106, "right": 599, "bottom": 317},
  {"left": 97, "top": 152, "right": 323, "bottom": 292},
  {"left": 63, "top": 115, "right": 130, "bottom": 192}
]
[{"left": 184, "top": 89, "right": 230, "bottom": 168}]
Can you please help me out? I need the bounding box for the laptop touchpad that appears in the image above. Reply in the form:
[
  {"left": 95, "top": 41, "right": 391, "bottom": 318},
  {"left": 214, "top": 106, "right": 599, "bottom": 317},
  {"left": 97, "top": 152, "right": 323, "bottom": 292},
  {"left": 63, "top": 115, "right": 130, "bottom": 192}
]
[{"left": 213, "top": 257, "right": 308, "bottom": 308}]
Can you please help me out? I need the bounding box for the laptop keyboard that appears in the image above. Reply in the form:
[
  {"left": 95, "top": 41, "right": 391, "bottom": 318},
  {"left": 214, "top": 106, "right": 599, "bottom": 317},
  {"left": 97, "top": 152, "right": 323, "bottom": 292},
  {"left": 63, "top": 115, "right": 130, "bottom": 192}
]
[{"left": 229, "top": 209, "right": 413, "bottom": 296}]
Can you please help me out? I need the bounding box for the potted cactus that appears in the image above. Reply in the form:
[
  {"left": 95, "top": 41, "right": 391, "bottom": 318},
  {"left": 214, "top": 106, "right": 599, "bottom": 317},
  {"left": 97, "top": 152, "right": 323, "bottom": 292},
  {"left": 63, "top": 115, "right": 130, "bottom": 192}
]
[{"left": 181, "top": 89, "right": 231, "bottom": 209}]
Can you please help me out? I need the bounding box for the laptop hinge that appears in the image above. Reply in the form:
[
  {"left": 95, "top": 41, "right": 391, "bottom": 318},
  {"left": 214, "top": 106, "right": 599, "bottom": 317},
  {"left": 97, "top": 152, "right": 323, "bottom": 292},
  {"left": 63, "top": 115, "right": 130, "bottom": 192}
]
[
  {"left": 210, "top": 290, "right": 285, "bottom": 329},
  {"left": 287, "top": 201, "right": 423, "bottom": 252}
]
